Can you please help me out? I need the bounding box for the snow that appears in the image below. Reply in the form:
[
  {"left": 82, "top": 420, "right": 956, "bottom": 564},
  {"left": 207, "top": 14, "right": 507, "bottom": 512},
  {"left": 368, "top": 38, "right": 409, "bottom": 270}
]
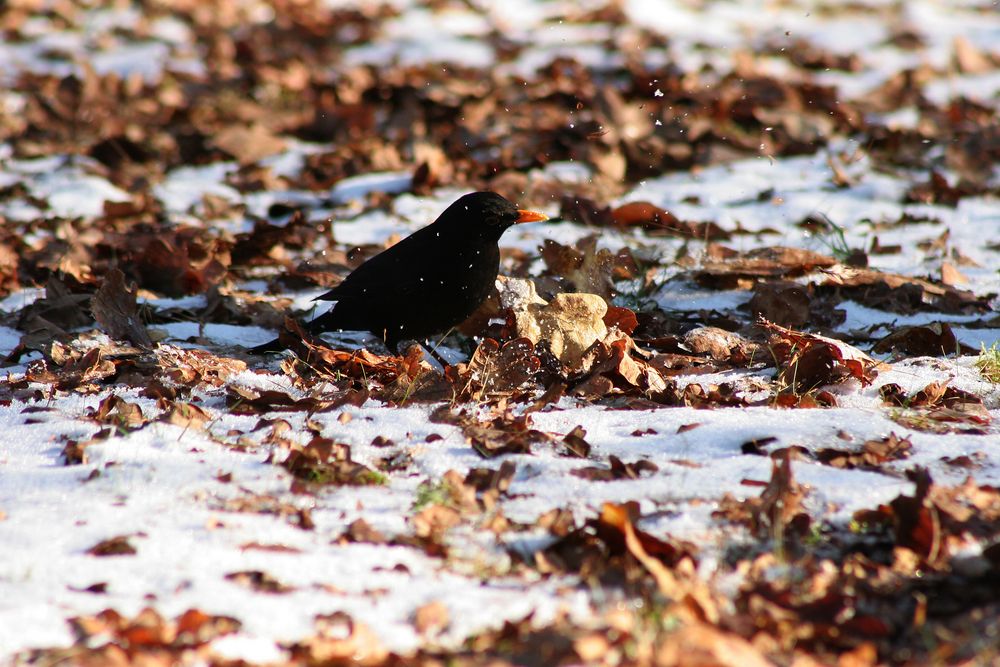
[
  {"left": 330, "top": 171, "right": 414, "bottom": 204},
  {"left": 3, "top": 315, "right": 998, "bottom": 658},
  {"left": 153, "top": 162, "right": 242, "bottom": 218},
  {"left": 33, "top": 171, "right": 132, "bottom": 219},
  {"left": 0, "top": 392, "right": 593, "bottom": 656},
  {"left": 0, "top": 327, "right": 20, "bottom": 356},
  {"left": 154, "top": 322, "right": 277, "bottom": 348},
  {"left": 0, "top": 288, "right": 46, "bottom": 314},
  {"left": 0, "top": 155, "right": 131, "bottom": 218}
]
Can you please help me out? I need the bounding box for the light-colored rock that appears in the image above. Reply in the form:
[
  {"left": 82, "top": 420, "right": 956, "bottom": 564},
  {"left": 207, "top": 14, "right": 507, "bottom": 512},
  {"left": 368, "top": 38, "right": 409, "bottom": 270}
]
[
  {"left": 538, "top": 293, "right": 608, "bottom": 367},
  {"left": 496, "top": 278, "right": 608, "bottom": 368},
  {"left": 497, "top": 276, "right": 547, "bottom": 343},
  {"left": 683, "top": 326, "right": 757, "bottom": 360}
]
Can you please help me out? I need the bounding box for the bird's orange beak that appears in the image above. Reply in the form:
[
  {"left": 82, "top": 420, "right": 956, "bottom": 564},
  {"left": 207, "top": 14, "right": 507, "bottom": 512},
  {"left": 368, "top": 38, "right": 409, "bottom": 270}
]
[{"left": 516, "top": 209, "right": 548, "bottom": 224}]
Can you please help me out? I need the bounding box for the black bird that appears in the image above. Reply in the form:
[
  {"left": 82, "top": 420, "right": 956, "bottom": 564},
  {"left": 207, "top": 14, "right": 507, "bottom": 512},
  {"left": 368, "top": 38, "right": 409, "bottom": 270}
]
[{"left": 252, "top": 191, "right": 547, "bottom": 354}]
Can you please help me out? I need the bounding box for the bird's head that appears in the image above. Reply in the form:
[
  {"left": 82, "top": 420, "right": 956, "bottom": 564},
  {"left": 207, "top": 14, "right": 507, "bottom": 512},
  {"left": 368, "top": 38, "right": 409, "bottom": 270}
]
[{"left": 441, "top": 191, "right": 548, "bottom": 238}]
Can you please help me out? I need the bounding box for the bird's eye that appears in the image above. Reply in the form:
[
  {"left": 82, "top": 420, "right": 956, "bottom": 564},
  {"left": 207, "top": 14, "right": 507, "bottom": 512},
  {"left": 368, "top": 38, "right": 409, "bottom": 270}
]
[{"left": 485, "top": 215, "right": 500, "bottom": 226}]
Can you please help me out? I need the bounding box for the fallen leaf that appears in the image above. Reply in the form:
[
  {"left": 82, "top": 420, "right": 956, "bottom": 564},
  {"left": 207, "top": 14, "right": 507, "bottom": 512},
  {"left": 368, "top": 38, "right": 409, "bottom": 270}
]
[
  {"left": 90, "top": 268, "right": 153, "bottom": 348},
  {"left": 212, "top": 123, "right": 287, "bottom": 165},
  {"left": 413, "top": 601, "right": 449, "bottom": 635},
  {"left": 762, "top": 318, "right": 882, "bottom": 391},
  {"left": 86, "top": 535, "right": 137, "bottom": 557},
  {"left": 224, "top": 570, "right": 295, "bottom": 594}
]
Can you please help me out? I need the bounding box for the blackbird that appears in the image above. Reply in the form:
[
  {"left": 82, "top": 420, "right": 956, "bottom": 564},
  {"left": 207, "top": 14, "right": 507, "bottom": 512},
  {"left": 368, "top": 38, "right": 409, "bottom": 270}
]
[{"left": 252, "top": 191, "right": 547, "bottom": 354}]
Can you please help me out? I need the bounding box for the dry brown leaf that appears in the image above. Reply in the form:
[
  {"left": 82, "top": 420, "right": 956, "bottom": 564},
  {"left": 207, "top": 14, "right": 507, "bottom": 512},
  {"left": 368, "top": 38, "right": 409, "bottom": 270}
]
[
  {"left": 756, "top": 449, "right": 810, "bottom": 537},
  {"left": 699, "top": 246, "right": 837, "bottom": 282},
  {"left": 952, "top": 35, "right": 994, "bottom": 74},
  {"left": 872, "top": 322, "right": 963, "bottom": 357},
  {"left": 749, "top": 281, "right": 811, "bottom": 328},
  {"left": 413, "top": 601, "right": 450, "bottom": 636},
  {"left": 539, "top": 236, "right": 628, "bottom": 301},
  {"left": 655, "top": 622, "right": 773, "bottom": 667},
  {"left": 291, "top": 612, "right": 388, "bottom": 666},
  {"left": 90, "top": 394, "right": 147, "bottom": 430},
  {"left": 224, "top": 570, "right": 295, "bottom": 594},
  {"left": 447, "top": 337, "right": 540, "bottom": 401},
  {"left": 91, "top": 268, "right": 153, "bottom": 348},
  {"left": 940, "top": 260, "right": 969, "bottom": 286},
  {"left": 411, "top": 504, "right": 461, "bottom": 539},
  {"left": 86, "top": 535, "right": 137, "bottom": 557},
  {"left": 682, "top": 326, "right": 761, "bottom": 363},
  {"left": 815, "top": 433, "right": 913, "bottom": 470},
  {"left": 212, "top": 123, "right": 287, "bottom": 165},
  {"left": 159, "top": 401, "right": 212, "bottom": 430},
  {"left": 762, "top": 318, "right": 882, "bottom": 391}
]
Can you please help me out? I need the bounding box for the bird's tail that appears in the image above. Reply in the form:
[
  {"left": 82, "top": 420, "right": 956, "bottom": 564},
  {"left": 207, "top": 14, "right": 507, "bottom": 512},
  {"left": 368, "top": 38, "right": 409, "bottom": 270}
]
[
  {"left": 248, "top": 311, "right": 339, "bottom": 355},
  {"left": 303, "top": 309, "right": 339, "bottom": 335},
  {"left": 248, "top": 335, "right": 284, "bottom": 354}
]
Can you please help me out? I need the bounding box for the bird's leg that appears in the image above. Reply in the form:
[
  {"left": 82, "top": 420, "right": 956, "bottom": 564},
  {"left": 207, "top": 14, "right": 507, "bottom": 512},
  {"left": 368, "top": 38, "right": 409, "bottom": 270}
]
[
  {"left": 420, "top": 340, "right": 451, "bottom": 369},
  {"left": 422, "top": 328, "right": 460, "bottom": 369},
  {"left": 395, "top": 339, "right": 449, "bottom": 370}
]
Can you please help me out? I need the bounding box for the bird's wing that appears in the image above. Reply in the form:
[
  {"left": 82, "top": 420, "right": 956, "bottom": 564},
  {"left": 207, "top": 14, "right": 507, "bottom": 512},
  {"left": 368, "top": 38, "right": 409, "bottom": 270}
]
[{"left": 315, "top": 226, "right": 446, "bottom": 302}]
